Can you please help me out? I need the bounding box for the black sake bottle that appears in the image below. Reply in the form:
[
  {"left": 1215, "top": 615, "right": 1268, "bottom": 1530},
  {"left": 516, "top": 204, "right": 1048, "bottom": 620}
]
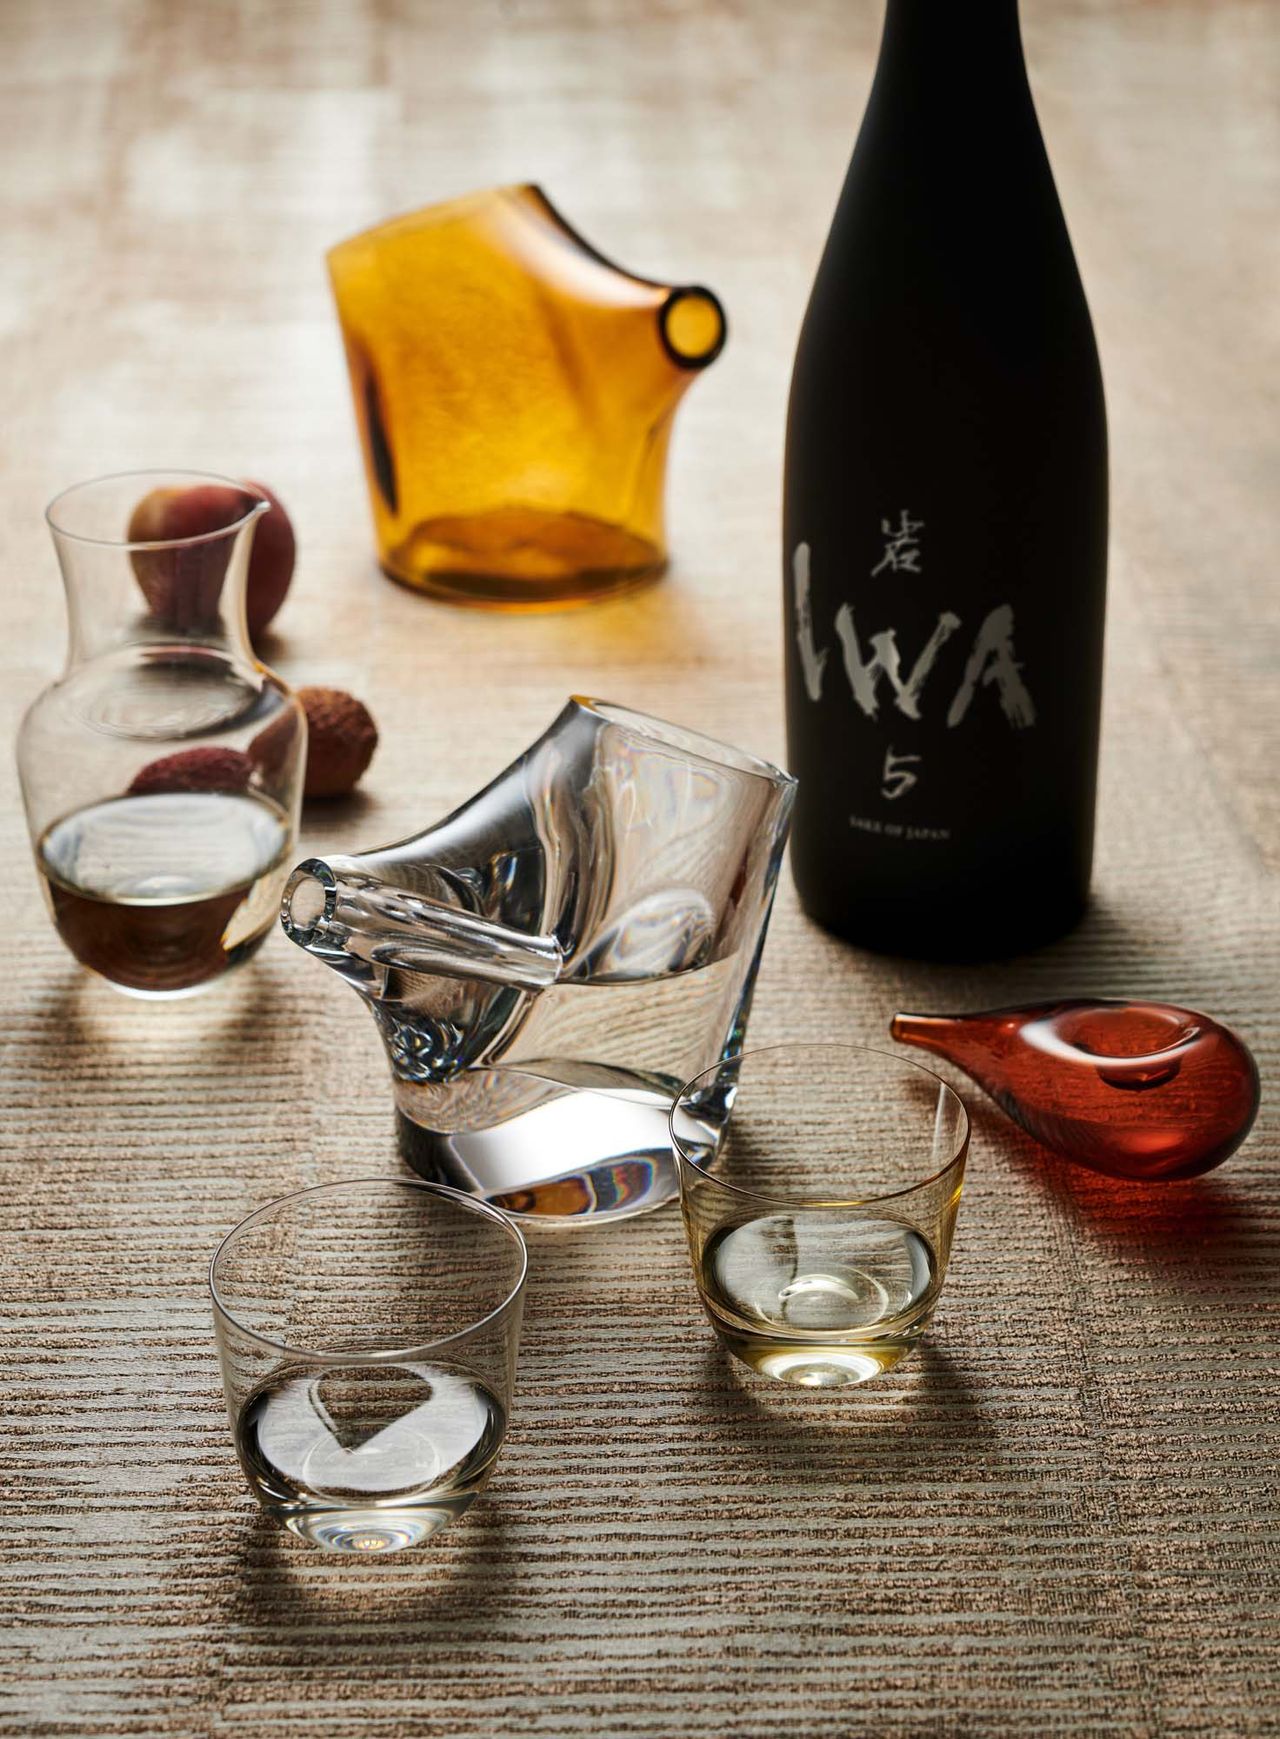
[{"left": 783, "top": 0, "right": 1107, "bottom": 960}]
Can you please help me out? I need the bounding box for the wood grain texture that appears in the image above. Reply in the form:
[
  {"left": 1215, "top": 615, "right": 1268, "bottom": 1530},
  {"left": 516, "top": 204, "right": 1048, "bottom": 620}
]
[{"left": 1, "top": 1, "right": 1278, "bottom": 1734}]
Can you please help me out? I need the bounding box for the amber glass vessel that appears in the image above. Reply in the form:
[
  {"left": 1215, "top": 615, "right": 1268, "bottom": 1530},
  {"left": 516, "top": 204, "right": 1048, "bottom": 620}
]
[
  {"left": 328, "top": 185, "right": 726, "bottom": 609},
  {"left": 891, "top": 999, "right": 1260, "bottom": 1182}
]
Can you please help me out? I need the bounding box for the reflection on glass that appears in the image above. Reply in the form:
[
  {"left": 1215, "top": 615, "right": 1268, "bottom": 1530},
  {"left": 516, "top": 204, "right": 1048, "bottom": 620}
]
[{"left": 281, "top": 698, "right": 794, "bottom": 1222}]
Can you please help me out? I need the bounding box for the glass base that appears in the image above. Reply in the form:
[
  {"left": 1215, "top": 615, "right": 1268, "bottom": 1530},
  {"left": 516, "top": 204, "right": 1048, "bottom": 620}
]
[
  {"left": 713, "top": 1315, "right": 931, "bottom": 1389},
  {"left": 88, "top": 927, "right": 271, "bottom": 999},
  {"left": 380, "top": 507, "right": 667, "bottom": 610},
  {"left": 281, "top": 1504, "right": 464, "bottom": 1553},
  {"left": 794, "top": 877, "right": 1089, "bottom": 963},
  {"left": 381, "top": 559, "right": 665, "bottom": 612},
  {"left": 395, "top": 1065, "right": 687, "bottom": 1222}
]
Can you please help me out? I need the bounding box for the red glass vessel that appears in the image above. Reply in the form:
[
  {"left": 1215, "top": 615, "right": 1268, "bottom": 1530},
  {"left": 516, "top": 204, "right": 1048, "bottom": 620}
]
[{"left": 890, "top": 999, "right": 1260, "bottom": 1182}]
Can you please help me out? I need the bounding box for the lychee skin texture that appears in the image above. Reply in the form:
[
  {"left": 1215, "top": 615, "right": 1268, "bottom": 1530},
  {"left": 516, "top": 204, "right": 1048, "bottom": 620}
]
[
  {"left": 128, "top": 747, "right": 255, "bottom": 797},
  {"left": 242, "top": 480, "right": 296, "bottom": 640},
  {"left": 297, "top": 687, "right": 378, "bottom": 799}
]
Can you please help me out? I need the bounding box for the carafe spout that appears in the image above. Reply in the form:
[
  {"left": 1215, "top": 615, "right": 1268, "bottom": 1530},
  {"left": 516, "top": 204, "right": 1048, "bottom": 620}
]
[
  {"left": 281, "top": 857, "right": 563, "bottom": 991},
  {"left": 657, "top": 284, "right": 726, "bottom": 373}
]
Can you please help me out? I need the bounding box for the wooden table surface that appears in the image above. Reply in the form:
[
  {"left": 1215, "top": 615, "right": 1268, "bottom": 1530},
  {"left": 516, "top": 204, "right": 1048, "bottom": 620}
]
[{"left": 3, "top": 2, "right": 1278, "bottom": 1734}]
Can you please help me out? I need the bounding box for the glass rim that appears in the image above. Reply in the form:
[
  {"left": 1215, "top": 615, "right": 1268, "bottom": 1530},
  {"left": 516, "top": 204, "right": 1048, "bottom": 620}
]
[
  {"left": 45, "top": 469, "right": 269, "bottom": 550},
  {"left": 669, "top": 1042, "right": 970, "bottom": 1210},
  {"left": 208, "top": 1177, "right": 529, "bottom": 1364},
  {"left": 573, "top": 695, "right": 795, "bottom": 789}
]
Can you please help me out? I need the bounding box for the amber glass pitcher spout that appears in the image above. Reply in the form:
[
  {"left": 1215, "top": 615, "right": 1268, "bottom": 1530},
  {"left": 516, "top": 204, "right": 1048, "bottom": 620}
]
[{"left": 327, "top": 185, "right": 726, "bottom": 609}]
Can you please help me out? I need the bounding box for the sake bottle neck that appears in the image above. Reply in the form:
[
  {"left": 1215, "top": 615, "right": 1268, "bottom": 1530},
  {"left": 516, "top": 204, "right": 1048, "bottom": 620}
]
[
  {"left": 877, "top": 0, "right": 1027, "bottom": 85},
  {"left": 860, "top": 0, "right": 1046, "bottom": 201}
]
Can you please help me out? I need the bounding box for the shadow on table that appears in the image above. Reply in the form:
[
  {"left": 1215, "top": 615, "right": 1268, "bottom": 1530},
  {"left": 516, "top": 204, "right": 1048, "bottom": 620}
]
[
  {"left": 218, "top": 1494, "right": 526, "bottom": 1645},
  {"left": 10, "top": 953, "right": 326, "bottom": 1175},
  {"left": 885, "top": 891, "right": 1247, "bottom": 1009},
  {"left": 295, "top": 785, "right": 379, "bottom": 835},
  {"left": 684, "top": 1338, "right": 996, "bottom": 1488},
  {"left": 982, "top": 1100, "right": 1279, "bottom": 1295},
  {"left": 511, "top": 559, "right": 723, "bottom": 671},
  {"left": 876, "top": 890, "right": 1277, "bottom": 1296},
  {"left": 22, "top": 952, "right": 298, "bottom": 1075}
]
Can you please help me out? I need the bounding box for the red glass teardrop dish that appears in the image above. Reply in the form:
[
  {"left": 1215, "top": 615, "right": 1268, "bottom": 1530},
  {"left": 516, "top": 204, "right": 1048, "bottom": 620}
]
[{"left": 890, "top": 1000, "right": 1260, "bottom": 1182}]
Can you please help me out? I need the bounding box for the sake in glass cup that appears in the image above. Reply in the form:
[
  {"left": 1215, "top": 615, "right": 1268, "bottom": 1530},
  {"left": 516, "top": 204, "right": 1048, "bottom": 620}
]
[
  {"left": 670, "top": 1044, "right": 969, "bottom": 1389},
  {"left": 210, "top": 1178, "right": 527, "bottom": 1552}
]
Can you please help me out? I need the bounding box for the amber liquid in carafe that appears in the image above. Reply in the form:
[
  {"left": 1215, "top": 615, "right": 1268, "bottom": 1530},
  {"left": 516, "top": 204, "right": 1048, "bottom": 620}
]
[{"left": 38, "top": 790, "right": 290, "bottom": 995}]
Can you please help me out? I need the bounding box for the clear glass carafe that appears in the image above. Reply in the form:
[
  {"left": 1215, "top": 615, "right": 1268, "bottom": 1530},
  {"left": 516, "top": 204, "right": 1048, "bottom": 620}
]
[
  {"left": 282, "top": 699, "right": 795, "bottom": 1220},
  {"left": 18, "top": 471, "right": 306, "bottom": 998}
]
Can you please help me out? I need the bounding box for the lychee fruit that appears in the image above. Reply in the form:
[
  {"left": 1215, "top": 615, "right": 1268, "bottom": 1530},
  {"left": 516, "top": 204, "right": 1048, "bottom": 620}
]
[
  {"left": 296, "top": 687, "right": 378, "bottom": 799},
  {"left": 127, "top": 483, "right": 255, "bottom": 632},
  {"left": 242, "top": 480, "right": 296, "bottom": 639},
  {"left": 128, "top": 747, "right": 255, "bottom": 797},
  {"left": 126, "top": 479, "right": 295, "bottom": 642}
]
